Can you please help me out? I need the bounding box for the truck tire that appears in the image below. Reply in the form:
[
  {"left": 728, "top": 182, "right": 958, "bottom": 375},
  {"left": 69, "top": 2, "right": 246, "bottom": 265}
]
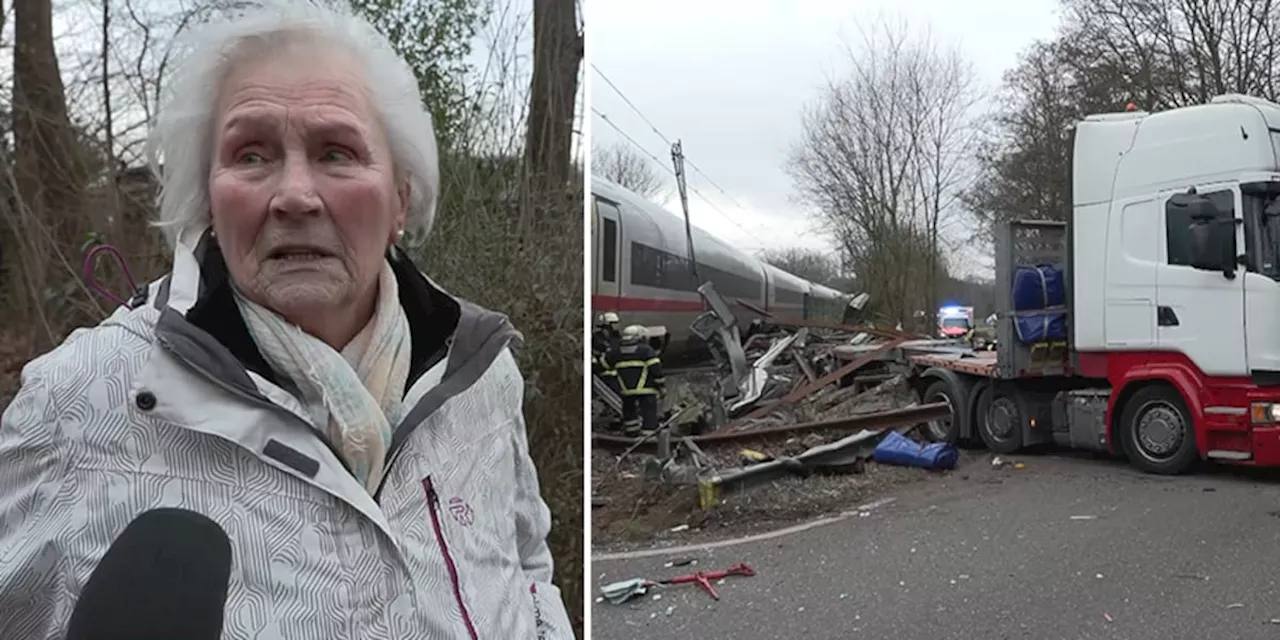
[
  {"left": 919, "top": 379, "right": 961, "bottom": 444},
  {"left": 1118, "top": 385, "right": 1199, "bottom": 475},
  {"left": 977, "top": 384, "right": 1024, "bottom": 454}
]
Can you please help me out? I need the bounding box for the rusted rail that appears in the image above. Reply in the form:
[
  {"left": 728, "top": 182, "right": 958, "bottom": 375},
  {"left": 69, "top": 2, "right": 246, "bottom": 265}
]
[
  {"left": 593, "top": 401, "right": 950, "bottom": 450},
  {"left": 767, "top": 317, "right": 926, "bottom": 340}
]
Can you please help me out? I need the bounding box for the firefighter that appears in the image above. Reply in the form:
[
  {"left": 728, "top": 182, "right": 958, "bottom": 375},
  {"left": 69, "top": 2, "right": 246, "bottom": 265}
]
[
  {"left": 591, "top": 312, "right": 622, "bottom": 397},
  {"left": 604, "top": 324, "right": 664, "bottom": 437}
]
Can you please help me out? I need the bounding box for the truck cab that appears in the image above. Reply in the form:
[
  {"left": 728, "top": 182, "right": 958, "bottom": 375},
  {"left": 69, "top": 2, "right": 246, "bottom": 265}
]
[
  {"left": 1071, "top": 93, "right": 1280, "bottom": 469},
  {"left": 912, "top": 94, "right": 1280, "bottom": 475}
]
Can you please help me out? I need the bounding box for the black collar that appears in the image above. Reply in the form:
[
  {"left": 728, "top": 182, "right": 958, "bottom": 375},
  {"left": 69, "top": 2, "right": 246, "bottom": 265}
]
[{"left": 183, "top": 240, "right": 460, "bottom": 392}]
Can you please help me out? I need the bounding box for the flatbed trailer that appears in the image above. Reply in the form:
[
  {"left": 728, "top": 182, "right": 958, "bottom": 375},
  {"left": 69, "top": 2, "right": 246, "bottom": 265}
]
[{"left": 894, "top": 219, "right": 1160, "bottom": 469}]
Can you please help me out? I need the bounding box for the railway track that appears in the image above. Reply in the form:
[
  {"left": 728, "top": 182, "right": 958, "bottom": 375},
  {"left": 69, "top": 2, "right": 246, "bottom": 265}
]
[{"left": 592, "top": 401, "right": 950, "bottom": 452}]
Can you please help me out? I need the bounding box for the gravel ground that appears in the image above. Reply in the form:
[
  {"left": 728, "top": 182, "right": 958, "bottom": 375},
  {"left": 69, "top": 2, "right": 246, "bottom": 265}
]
[{"left": 591, "top": 445, "right": 991, "bottom": 553}]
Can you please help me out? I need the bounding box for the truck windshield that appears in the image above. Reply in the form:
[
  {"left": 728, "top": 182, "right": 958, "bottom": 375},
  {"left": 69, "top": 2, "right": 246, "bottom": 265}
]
[{"left": 941, "top": 318, "right": 970, "bottom": 329}]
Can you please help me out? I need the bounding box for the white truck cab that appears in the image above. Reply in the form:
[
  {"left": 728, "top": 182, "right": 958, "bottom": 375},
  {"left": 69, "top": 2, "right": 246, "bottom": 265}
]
[
  {"left": 908, "top": 94, "right": 1280, "bottom": 475},
  {"left": 1073, "top": 93, "right": 1280, "bottom": 379}
]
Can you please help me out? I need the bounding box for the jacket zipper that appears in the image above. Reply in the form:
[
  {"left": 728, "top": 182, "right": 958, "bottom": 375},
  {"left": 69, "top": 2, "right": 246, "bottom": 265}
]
[
  {"left": 372, "top": 332, "right": 508, "bottom": 502},
  {"left": 530, "top": 583, "right": 547, "bottom": 639},
  {"left": 424, "top": 476, "right": 479, "bottom": 640}
]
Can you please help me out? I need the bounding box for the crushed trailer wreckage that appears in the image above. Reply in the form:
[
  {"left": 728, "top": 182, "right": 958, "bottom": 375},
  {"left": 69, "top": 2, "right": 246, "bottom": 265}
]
[{"left": 591, "top": 283, "right": 971, "bottom": 519}]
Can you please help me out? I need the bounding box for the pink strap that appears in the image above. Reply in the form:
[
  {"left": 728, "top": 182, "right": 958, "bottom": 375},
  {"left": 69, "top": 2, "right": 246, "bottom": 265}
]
[{"left": 82, "top": 244, "right": 141, "bottom": 308}]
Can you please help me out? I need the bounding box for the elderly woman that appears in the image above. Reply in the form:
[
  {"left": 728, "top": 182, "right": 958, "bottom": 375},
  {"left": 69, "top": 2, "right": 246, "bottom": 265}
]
[{"left": 0, "top": 1, "right": 574, "bottom": 638}]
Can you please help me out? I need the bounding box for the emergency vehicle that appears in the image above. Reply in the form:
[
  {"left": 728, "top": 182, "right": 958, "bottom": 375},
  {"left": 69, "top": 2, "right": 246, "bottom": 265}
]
[{"left": 936, "top": 306, "right": 975, "bottom": 338}]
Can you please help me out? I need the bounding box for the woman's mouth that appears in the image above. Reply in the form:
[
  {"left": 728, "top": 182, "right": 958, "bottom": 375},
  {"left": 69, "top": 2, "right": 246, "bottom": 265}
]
[
  {"left": 269, "top": 246, "right": 334, "bottom": 261},
  {"left": 277, "top": 252, "right": 325, "bottom": 261}
]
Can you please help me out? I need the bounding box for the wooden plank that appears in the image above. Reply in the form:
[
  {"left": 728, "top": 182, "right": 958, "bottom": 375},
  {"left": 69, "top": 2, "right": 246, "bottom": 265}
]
[
  {"left": 791, "top": 346, "right": 817, "bottom": 383},
  {"left": 729, "top": 338, "right": 905, "bottom": 424}
]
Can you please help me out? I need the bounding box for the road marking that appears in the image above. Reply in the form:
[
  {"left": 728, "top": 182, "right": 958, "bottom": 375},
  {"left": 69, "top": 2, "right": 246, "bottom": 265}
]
[{"left": 593, "top": 498, "right": 897, "bottom": 562}]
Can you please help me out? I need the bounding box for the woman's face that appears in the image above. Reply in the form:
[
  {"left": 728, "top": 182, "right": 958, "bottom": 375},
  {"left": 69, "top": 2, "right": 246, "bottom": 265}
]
[{"left": 209, "top": 47, "right": 406, "bottom": 325}]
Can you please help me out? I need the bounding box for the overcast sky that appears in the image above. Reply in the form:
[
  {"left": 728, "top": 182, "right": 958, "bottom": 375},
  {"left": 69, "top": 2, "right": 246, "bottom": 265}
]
[{"left": 589, "top": 0, "right": 1061, "bottom": 265}]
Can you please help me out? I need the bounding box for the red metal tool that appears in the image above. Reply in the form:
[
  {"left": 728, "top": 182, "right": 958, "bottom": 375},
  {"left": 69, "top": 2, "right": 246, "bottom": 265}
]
[{"left": 658, "top": 562, "right": 755, "bottom": 600}]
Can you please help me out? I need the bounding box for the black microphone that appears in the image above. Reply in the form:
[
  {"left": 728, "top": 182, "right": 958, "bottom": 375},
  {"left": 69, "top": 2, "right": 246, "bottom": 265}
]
[{"left": 66, "top": 507, "right": 233, "bottom": 640}]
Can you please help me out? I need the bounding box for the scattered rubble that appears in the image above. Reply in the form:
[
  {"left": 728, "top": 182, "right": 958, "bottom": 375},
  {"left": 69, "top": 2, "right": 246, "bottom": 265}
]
[
  {"left": 592, "top": 284, "right": 975, "bottom": 546},
  {"left": 599, "top": 562, "right": 756, "bottom": 605}
]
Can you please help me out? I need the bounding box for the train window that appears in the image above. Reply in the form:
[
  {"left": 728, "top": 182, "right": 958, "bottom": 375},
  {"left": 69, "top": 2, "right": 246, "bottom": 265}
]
[
  {"left": 601, "top": 218, "right": 617, "bottom": 282},
  {"left": 775, "top": 288, "right": 804, "bottom": 305},
  {"left": 596, "top": 198, "right": 622, "bottom": 282},
  {"left": 631, "top": 242, "right": 682, "bottom": 289},
  {"left": 629, "top": 240, "right": 762, "bottom": 299}
]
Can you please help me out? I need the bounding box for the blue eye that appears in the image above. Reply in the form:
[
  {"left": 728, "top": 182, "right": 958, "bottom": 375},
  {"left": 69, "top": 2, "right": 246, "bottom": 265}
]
[
  {"left": 322, "top": 148, "right": 353, "bottom": 162},
  {"left": 238, "top": 152, "right": 264, "bottom": 165}
]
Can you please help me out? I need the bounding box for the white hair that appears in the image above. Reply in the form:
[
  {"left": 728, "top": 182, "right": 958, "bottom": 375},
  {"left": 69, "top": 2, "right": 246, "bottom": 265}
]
[{"left": 146, "top": 0, "right": 439, "bottom": 247}]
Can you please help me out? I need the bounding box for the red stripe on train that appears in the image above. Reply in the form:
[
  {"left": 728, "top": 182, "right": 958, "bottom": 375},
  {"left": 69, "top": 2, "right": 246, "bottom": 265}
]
[{"left": 590, "top": 294, "right": 708, "bottom": 312}]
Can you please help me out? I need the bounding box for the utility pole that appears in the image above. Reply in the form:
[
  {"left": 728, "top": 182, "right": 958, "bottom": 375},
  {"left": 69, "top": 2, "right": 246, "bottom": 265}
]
[
  {"left": 671, "top": 140, "right": 699, "bottom": 284},
  {"left": 664, "top": 140, "right": 700, "bottom": 463}
]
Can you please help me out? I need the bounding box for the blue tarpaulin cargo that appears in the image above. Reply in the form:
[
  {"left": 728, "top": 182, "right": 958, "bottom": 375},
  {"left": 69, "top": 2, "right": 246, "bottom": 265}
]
[{"left": 872, "top": 431, "right": 959, "bottom": 470}]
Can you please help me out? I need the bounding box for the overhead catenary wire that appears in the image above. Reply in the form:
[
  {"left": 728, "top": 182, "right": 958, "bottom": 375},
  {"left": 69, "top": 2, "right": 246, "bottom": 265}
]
[
  {"left": 592, "top": 64, "right": 758, "bottom": 215},
  {"left": 590, "top": 107, "right": 771, "bottom": 249}
]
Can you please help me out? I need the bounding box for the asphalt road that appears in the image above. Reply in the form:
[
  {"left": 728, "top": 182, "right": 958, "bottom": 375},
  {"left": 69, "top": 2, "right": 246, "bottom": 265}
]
[{"left": 591, "top": 453, "right": 1280, "bottom": 639}]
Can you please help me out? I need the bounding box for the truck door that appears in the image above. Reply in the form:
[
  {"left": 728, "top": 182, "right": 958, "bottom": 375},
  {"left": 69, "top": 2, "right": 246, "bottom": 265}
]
[
  {"left": 1156, "top": 187, "right": 1248, "bottom": 376},
  {"left": 594, "top": 196, "right": 623, "bottom": 304}
]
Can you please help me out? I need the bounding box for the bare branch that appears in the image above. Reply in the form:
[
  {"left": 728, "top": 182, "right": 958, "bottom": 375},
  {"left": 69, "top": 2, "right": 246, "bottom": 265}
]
[
  {"left": 786, "top": 14, "right": 979, "bottom": 323},
  {"left": 591, "top": 141, "right": 665, "bottom": 199}
]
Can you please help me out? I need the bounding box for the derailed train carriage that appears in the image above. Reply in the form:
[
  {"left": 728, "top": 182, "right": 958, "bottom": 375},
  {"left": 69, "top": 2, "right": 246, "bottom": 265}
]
[{"left": 590, "top": 176, "right": 853, "bottom": 359}]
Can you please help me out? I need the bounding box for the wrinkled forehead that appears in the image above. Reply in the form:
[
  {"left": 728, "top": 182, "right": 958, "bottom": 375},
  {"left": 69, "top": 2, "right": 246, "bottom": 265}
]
[{"left": 212, "top": 33, "right": 379, "bottom": 134}]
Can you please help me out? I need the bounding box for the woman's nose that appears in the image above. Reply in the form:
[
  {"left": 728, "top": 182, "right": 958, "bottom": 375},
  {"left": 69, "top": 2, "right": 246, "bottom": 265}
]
[{"left": 269, "top": 154, "right": 322, "bottom": 217}]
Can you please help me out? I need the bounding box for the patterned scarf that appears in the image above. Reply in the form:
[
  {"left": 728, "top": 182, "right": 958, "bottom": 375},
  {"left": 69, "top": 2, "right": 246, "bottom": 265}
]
[{"left": 234, "top": 262, "right": 412, "bottom": 494}]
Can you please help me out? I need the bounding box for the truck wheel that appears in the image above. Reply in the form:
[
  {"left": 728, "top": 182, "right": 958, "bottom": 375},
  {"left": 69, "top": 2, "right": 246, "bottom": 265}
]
[
  {"left": 977, "top": 385, "right": 1023, "bottom": 454},
  {"left": 1119, "top": 385, "right": 1198, "bottom": 475},
  {"left": 919, "top": 380, "right": 961, "bottom": 444}
]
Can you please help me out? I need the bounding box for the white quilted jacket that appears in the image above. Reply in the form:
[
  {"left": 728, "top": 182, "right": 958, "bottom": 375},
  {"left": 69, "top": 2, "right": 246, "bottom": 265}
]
[{"left": 0, "top": 229, "right": 575, "bottom": 639}]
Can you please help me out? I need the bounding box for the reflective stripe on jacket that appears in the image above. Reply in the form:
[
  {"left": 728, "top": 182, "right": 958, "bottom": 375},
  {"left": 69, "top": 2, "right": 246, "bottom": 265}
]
[{"left": 603, "top": 339, "right": 664, "bottom": 396}]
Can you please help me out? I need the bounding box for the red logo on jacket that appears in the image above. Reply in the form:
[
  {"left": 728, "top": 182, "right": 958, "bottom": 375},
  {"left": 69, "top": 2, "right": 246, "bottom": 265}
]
[{"left": 448, "top": 497, "right": 475, "bottom": 527}]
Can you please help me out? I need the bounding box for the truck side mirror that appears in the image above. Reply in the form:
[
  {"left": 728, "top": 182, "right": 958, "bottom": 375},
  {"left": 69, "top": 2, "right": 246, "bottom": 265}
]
[
  {"left": 1171, "top": 193, "right": 1236, "bottom": 278},
  {"left": 1266, "top": 199, "right": 1280, "bottom": 218}
]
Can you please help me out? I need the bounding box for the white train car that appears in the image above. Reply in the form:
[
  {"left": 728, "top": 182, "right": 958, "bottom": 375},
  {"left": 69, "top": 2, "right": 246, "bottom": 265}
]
[
  {"left": 807, "top": 283, "right": 847, "bottom": 321},
  {"left": 591, "top": 176, "right": 851, "bottom": 358},
  {"left": 763, "top": 263, "right": 809, "bottom": 320}
]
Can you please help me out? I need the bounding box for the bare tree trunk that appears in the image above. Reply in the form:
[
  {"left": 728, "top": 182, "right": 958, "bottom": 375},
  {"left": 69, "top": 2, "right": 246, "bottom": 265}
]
[
  {"left": 102, "top": 0, "right": 120, "bottom": 242},
  {"left": 524, "top": 0, "right": 582, "bottom": 189},
  {"left": 12, "top": 0, "right": 89, "bottom": 336}
]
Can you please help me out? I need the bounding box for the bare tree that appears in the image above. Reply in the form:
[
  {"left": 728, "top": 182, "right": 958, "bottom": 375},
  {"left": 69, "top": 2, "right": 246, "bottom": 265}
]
[
  {"left": 965, "top": 0, "right": 1280, "bottom": 236},
  {"left": 786, "top": 16, "right": 979, "bottom": 323},
  {"left": 964, "top": 41, "right": 1086, "bottom": 231},
  {"left": 525, "top": 0, "right": 582, "bottom": 189},
  {"left": 758, "top": 246, "right": 840, "bottom": 285},
  {"left": 1060, "top": 0, "right": 1280, "bottom": 109},
  {"left": 906, "top": 27, "right": 981, "bottom": 315},
  {"left": 592, "top": 141, "right": 664, "bottom": 198}
]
